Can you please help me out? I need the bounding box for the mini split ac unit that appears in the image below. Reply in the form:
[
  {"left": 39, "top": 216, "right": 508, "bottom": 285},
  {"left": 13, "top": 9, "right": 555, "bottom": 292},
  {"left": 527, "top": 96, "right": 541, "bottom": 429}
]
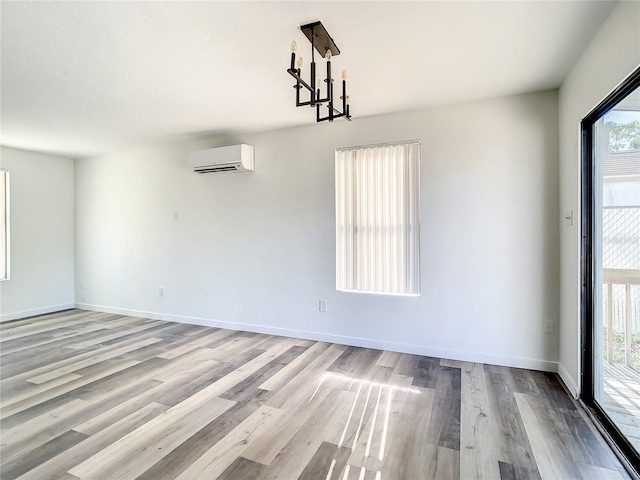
[{"left": 189, "top": 144, "right": 254, "bottom": 174}]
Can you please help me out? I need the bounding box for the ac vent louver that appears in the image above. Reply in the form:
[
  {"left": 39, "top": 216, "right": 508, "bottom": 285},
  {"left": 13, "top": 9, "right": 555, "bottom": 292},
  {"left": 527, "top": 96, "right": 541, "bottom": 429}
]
[
  {"left": 189, "top": 144, "right": 254, "bottom": 174},
  {"left": 195, "top": 166, "right": 239, "bottom": 174}
]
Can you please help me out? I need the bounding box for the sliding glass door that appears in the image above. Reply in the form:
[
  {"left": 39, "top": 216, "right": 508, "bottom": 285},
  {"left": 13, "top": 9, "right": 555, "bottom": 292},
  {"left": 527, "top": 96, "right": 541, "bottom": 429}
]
[{"left": 582, "top": 68, "right": 640, "bottom": 473}]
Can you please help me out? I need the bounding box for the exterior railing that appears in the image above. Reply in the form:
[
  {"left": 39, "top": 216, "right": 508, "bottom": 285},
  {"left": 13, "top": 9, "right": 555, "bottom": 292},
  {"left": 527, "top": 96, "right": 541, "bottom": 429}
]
[{"left": 604, "top": 268, "right": 640, "bottom": 368}]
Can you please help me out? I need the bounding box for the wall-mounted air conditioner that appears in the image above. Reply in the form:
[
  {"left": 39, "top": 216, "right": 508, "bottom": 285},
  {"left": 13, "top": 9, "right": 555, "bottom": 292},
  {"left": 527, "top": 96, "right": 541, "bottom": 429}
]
[{"left": 190, "top": 144, "right": 254, "bottom": 174}]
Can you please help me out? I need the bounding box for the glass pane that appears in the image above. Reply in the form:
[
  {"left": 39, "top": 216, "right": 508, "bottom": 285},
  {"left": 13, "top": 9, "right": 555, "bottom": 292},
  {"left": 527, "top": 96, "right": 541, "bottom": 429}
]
[{"left": 594, "top": 86, "right": 640, "bottom": 454}]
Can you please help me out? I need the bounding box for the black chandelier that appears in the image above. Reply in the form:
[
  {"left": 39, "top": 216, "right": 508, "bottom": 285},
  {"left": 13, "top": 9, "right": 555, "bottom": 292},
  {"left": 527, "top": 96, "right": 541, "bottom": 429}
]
[{"left": 287, "top": 21, "right": 351, "bottom": 123}]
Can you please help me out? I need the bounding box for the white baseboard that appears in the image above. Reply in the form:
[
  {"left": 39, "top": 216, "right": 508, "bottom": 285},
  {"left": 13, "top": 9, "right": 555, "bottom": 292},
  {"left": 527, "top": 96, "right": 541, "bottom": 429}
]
[
  {"left": 558, "top": 362, "right": 580, "bottom": 398},
  {"left": 1, "top": 303, "right": 76, "bottom": 323},
  {"left": 75, "top": 302, "right": 558, "bottom": 373}
]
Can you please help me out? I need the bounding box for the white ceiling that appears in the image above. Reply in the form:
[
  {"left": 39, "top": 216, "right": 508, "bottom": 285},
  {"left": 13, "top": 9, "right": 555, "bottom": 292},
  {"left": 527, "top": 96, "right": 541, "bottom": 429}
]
[{"left": 1, "top": 1, "right": 616, "bottom": 159}]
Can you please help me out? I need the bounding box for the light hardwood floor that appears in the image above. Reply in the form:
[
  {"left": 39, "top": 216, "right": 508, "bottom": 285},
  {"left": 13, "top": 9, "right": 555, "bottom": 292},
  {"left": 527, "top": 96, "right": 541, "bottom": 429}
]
[{"left": 0, "top": 310, "right": 630, "bottom": 480}]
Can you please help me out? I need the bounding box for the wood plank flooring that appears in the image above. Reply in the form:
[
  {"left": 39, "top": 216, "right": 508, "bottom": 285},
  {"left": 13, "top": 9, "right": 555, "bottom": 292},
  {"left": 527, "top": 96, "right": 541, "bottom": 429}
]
[{"left": 0, "top": 310, "right": 630, "bottom": 480}]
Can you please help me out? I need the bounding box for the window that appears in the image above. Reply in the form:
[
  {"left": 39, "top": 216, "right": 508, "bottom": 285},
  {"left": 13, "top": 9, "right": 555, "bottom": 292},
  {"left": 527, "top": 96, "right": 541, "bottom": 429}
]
[
  {"left": 0, "top": 169, "right": 9, "bottom": 281},
  {"left": 335, "top": 141, "right": 421, "bottom": 295}
]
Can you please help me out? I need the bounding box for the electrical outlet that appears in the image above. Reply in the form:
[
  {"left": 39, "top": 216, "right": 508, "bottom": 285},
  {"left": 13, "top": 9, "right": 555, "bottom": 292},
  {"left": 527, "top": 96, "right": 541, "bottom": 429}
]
[
  {"left": 319, "top": 299, "right": 327, "bottom": 312},
  {"left": 544, "top": 318, "right": 553, "bottom": 334},
  {"left": 159, "top": 287, "right": 166, "bottom": 297}
]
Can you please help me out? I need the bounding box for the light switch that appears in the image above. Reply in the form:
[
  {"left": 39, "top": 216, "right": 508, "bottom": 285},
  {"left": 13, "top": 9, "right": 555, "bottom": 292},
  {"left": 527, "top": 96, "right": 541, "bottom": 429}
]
[{"left": 564, "top": 210, "right": 573, "bottom": 227}]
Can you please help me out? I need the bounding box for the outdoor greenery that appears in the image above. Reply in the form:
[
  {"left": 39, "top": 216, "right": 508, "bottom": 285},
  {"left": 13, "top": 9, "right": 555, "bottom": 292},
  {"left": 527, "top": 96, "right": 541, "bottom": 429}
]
[
  {"left": 607, "top": 120, "right": 640, "bottom": 152},
  {"left": 605, "top": 331, "right": 640, "bottom": 370}
]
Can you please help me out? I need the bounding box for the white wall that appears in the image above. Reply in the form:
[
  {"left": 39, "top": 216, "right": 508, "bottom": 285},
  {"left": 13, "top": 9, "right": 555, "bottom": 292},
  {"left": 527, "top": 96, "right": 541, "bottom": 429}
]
[
  {"left": 0, "top": 147, "right": 75, "bottom": 321},
  {"left": 75, "top": 91, "right": 560, "bottom": 371},
  {"left": 558, "top": 1, "right": 640, "bottom": 397}
]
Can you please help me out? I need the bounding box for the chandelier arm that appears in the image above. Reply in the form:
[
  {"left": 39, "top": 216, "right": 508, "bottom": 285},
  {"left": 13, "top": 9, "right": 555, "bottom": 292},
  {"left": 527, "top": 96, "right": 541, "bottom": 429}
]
[
  {"left": 310, "top": 62, "right": 316, "bottom": 106},
  {"left": 310, "top": 26, "right": 316, "bottom": 106},
  {"left": 320, "top": 116, "right": 352, "bottom": 123},
  {"left": 330, "top": 106, "right": 345, "bottom": 116},
  {"left": 287, "top": 69, "right": 314, "bottom": 94},
  {"left": 326, "top": 61, "right": 332, "bottom": 109},
  {"left": 329, "top": 77, "right": 334, "bottom": 122},
  {"left": 317, "top": 104, "right": 351, "bottom": 122},
  {"left": 317, "top": 113, "right": 351, "bottom": 123}
]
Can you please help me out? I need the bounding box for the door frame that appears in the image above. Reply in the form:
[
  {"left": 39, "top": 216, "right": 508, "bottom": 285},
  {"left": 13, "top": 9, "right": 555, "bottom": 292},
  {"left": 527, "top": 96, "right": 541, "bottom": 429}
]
[{"left": 580, "top": 65, "right": 640, "bottom": 475}]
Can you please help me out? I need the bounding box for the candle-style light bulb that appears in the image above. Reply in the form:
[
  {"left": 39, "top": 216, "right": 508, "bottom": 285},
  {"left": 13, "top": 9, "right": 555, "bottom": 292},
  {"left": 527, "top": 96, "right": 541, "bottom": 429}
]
[
  {"left": 324, "top": 49, "right": 332, "bottom": 61},
  {"left": 290, "top": 40, "right": 297, "bottom": 53},
  {"left": 317, "top": 79, "right": 322, "bottom": 90},
  {"left": 341, "top": 70, "right": 347, "bottom": 81},
  {"left": 296, "top": 57, "right": 303, "bottom": 69},
  {"left": 346, "top": 96, "right": 351, "bottom": 105}
]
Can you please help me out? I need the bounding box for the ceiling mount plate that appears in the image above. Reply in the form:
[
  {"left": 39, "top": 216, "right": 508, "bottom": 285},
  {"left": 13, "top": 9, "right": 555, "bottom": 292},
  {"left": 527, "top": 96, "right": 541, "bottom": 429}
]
[{"left": 300, "top": 21, "right": 341, "bottom": 58}]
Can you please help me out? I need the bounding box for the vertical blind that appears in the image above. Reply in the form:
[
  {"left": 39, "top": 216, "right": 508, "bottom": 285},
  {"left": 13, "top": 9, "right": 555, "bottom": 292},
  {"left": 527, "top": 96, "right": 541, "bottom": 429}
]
[{"left": 335, "top": 141, "right": 421, "bottom": 295}]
